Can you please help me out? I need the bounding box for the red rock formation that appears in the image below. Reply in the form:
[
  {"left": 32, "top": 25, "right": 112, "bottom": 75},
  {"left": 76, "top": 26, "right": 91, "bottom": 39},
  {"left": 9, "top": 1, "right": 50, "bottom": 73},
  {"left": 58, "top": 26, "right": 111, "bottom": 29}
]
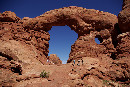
[
  {"left": 19, "top": 6, "right": 117, "bottom": 63},
  {"left": 0, "top": 11, "right": 20, "bottom": 22},
  {"left": 118, "top": 0, "right": 130, "bottom": 33},
  {"left": 48, "top": 54, "right": 62, "bottom": 64},
  {"left": 22, "top": 7, "right": 117, "bottom": 36},
  {"left": 68, "top": 29, "right": 116, "bottom": 63},
  {"left": 116, "top": 32, "right": 130, "bottom": 59},
  {"left": 0, "top": 5, "right": 129, "bottom": 87},
  {"left": 117, "top": 0, "right": 130, "bottom": 59},
  {"left": 0, "top": 12, "right": 50, "bottom": 63}
]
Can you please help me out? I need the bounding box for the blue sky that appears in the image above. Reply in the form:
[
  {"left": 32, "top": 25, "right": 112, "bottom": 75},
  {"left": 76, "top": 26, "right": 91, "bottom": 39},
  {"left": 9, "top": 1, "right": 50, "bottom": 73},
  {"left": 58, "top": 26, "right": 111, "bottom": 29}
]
[{"left": 1, "top": 0, "right": 122, "bottom": 64}]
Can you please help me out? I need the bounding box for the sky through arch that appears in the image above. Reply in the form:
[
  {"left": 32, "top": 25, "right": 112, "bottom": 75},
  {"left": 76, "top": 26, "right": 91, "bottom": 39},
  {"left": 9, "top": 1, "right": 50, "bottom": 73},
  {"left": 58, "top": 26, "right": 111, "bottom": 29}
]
[{"left": 48, "top": 26, "right": 78, "bottom": 64}]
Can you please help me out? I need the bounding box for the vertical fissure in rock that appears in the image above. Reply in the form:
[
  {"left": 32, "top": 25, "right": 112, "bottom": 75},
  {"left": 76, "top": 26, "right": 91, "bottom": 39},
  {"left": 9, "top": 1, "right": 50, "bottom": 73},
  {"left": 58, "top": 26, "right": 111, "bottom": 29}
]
[{"left": 112, "top": 23, "right": 122, "bottom": 48}]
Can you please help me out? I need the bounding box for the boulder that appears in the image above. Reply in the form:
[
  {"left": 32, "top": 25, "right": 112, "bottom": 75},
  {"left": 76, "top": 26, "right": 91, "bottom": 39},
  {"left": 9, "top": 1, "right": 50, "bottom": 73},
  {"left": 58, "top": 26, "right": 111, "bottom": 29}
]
[{"left": 48, "top": 54, "right": 62, "bottom": 64}]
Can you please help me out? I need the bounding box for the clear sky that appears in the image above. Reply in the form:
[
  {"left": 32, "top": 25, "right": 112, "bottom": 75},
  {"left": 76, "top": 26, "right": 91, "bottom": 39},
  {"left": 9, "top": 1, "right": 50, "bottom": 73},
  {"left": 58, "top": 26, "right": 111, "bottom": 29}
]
[{"left": 1, "top": 0, "right": 123, "bottom": 64}]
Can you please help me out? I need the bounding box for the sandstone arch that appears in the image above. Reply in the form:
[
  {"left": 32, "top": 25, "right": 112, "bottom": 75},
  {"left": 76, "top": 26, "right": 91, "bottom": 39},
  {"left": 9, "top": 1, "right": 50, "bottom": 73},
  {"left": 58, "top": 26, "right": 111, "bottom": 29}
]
[
  {"left": 20, "top": 6, "right": 118, "bottom": 63},
  {"left": 22, "top": 6, "right": 117, "bottom": 35},
  {"left": 1, "top": 2, "right": 130, "bottom": 86}
]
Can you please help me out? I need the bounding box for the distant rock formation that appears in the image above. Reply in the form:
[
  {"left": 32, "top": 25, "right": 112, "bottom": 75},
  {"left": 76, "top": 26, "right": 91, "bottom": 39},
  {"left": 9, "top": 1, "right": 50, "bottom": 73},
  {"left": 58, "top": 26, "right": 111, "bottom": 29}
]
[
  {"left": 48, "top": 54, "right": 62, "bottom": 64},
  {"left": 0, "top": 2, "right": 129, "bottom": 86}
]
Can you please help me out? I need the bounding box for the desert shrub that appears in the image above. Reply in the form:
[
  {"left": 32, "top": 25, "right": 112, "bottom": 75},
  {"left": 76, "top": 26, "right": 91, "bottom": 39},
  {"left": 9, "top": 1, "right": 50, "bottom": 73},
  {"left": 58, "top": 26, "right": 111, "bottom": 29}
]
[
  {"left": 40, "top": 70, "right": 49, "bottom": 78},
  {"left": 103, "top": 80, "right": 110, "bottom": 86}
]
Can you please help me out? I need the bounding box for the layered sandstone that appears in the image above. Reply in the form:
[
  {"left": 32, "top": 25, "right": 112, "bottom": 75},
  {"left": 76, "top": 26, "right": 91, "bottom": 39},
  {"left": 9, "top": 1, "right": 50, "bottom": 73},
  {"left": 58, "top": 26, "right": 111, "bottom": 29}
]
[
  {"left": 116, "top": 32, "right": 130, "bottom": 59},
  {"left": 19, "top": 6, "right": 118, "bottom": 63},
  {"left": 117, "top": 0, "right": 130, "bottom": 59},
  {"left": 0, "top": 4, "right": 129, "bottom": 87},
  {"left": 22, "top": 6, "right": 117, "bottom": 36},
  {"left": 118, "top": 0, "right": 130, "bottom": 33},
  {"left": 0, "top": 11, "right": 20, "bottom": 22},
  {"left": 0, "top": 18, "right": 49, "bottom": 63},
  {"left": 68, "top": 29, "right": 116, "bottom": 63}
]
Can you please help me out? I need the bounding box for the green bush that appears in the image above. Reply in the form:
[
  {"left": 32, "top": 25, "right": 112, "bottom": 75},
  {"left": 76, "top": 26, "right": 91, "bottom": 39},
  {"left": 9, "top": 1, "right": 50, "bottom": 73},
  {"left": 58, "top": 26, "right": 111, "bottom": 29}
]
[{"left": 40, "top": 70, "right": 49, "bottom": 78}]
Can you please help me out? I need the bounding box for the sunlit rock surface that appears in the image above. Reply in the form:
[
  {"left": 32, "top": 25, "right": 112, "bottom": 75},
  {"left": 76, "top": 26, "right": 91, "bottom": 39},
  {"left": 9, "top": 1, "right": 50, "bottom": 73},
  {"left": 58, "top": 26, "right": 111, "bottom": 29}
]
[{"left": 0, "top": 4, "right": 129, "bottom": 87}]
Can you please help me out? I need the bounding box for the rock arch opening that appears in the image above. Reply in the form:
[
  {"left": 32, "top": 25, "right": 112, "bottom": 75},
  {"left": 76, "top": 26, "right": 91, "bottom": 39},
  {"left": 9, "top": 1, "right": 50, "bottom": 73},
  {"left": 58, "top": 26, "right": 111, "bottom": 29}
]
[
  {"left": 95, "top": 35, "right": 103, "bottom": 44},
  {"left": 20, "top": 6, "right": 118, "bottom": 65},
  {"left": 95, "top": 38, "right": 100, "bottom": 44},
  {"left": 48, "top": 25, "right": 78, "bottom": 64}
]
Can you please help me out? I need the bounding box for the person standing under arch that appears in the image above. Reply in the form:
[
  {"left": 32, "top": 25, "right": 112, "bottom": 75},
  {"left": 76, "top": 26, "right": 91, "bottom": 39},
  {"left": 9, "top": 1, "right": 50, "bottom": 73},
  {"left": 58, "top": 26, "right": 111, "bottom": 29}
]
[{"left": 73, "top": 60, "right": 75, "bottom": 64}]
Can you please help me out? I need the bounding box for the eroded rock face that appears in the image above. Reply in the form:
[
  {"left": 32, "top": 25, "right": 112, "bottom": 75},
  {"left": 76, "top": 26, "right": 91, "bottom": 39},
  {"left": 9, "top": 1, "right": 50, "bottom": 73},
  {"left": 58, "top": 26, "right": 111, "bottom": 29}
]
[
  {"left": 117, "top": 0, "right": 130, "bottom": 60},
  {"left": 0, "top": 40, "right": 45, "bottom": 86},
  {"left": 118, "top": 0, "right": 130, "bottom": 33},
  {"left": 0, "top": 56, "right": 20, "bottom": 86},
  {"left": 22, "top": 6, "right": 117, "bottom": 36},
  {"left": 116, "top": 32, "right": 130, "bottom": 59},
  {"left": 68, "top": 29, "right": 116, "bottom": 63},
  {"left": 48, "top": 54, "right": 62, "bottom": 64},
  {"left": 0, "top": 12, "right": 49, "bottom": 86},
  {"left": 0, "top": 11, "right": 20, "bottom": 22},
  {"left": 0, "top": 21, "right": 49, "bottom": 63},
  {"left": 19, "top": 6, "right": 118, "bottom": 63},
  {"left": 0, "top": 5, "right": 129, "bottom": 87}
]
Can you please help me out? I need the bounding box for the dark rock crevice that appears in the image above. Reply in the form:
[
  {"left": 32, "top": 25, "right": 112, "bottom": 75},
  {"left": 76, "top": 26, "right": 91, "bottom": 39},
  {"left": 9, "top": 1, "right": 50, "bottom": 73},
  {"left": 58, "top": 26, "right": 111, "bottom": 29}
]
[
  {"left": 0, "top": 52, "right": 13, "bottom": 61},
  {"left": 111, "top": 23, "right": 122, "bottom": 48},
  {"left": 0, "top": 52, "right": 22, "bottom": 75},
  {"left": 110, "top": 52, "right": 117, "bottom": 60},
  {"left": 95, "top": 35, "right": 103, "bottom": 44},
  {"left": 11, "top": 66, "right": 22, "bottom": 75}
]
